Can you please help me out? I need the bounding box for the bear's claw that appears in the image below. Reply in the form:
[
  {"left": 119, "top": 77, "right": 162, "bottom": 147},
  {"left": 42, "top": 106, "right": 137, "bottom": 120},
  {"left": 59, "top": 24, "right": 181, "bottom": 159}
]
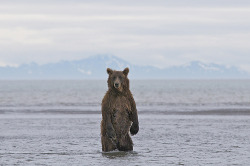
[{"left": 130, "top": 123, "right": 139, "bottom": 135}]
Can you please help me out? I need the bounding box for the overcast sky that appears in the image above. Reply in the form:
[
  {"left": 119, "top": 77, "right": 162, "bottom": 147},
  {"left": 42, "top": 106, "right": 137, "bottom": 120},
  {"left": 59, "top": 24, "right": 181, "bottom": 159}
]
[{"left": 0, "top": 0, "right": 250, "bottom": 72}]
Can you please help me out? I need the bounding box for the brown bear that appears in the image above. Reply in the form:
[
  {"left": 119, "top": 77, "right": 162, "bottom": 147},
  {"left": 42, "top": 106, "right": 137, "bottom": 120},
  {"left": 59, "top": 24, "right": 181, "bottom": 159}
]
[{"left": 101, "top": 67, "right": 139, "bottom": 152}]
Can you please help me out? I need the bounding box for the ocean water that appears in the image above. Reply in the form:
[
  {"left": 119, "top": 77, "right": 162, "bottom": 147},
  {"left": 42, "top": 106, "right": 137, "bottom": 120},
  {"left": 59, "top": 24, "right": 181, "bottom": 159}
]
[
  {"left": 1, "top": 80, "right": 250, "bottom": 114},
  {"left": 1, "top": 80, "right": 250, "bottom": 165}
]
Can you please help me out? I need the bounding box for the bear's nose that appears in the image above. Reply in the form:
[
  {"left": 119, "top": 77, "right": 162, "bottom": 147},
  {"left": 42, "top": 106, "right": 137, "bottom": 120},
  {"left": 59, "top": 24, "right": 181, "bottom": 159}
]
[{"left": 115, "top": 83, "right": 119, "bottom": 87}]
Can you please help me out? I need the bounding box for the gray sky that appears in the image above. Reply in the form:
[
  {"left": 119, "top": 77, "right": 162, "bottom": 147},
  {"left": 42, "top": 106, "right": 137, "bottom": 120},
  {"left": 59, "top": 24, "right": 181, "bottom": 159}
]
[{"left": 0, "top": 0, "right": 250, "bottom": 72}]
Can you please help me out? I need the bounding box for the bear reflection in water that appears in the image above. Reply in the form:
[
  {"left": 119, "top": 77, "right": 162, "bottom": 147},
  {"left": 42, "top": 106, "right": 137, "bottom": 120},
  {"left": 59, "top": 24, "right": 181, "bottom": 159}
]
[
  {"left": 101, "top": 68, "right": 139, "bottom": 152},
  {"left": 102, "top": 150, "right": 139, "bottom": 159}
]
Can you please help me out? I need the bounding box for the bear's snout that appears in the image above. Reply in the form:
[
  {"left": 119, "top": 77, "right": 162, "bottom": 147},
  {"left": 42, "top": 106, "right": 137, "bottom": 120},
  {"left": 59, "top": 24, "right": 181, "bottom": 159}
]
[
  {"left": 115, "top": 83, "right": 119, "bottom": 88},
  {"left": 114, "top": 77, "right": 121, "bottom": 89},
  {"left": 114, "top": 82, "right": 121, "bottom": 90}
]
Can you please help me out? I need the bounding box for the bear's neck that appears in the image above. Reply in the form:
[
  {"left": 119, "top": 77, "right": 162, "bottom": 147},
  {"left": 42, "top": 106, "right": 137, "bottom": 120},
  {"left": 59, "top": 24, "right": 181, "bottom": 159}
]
[{"left": 109, "top": 87, "right": 127, "bottom": 96}]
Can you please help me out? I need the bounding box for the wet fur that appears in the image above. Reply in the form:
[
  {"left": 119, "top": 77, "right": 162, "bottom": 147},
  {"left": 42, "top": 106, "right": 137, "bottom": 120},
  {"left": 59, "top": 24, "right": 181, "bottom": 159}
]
[{"left": 101, "top": 68, "right": 139, "bottom": 152}]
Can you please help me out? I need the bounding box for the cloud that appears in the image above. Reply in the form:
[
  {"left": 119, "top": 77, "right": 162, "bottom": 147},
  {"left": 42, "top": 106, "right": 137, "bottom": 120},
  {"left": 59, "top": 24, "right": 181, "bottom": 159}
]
[{"left": 0, "top": 1, "right": 250, "bottom": 71}]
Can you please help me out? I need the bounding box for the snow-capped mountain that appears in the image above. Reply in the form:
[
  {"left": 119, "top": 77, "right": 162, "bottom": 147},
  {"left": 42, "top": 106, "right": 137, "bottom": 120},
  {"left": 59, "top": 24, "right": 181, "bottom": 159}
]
[
  {"left": 0, "top": 55, "right": 249, "bottom": 79},
  {"left": 162, "top": 61, "right": 248, "bottom": 79}
]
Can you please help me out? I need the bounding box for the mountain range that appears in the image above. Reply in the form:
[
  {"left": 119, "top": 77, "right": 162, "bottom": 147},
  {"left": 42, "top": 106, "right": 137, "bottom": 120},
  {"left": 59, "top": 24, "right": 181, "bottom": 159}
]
[{"left": 0, "top": 55, "right": 249, "bottom": 79}]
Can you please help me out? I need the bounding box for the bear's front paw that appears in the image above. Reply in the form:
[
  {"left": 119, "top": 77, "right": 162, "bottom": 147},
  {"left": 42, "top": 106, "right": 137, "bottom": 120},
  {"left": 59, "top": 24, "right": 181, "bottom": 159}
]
[
  {"left": 130, "top": 122, "right": 139, "bottom": 135},
  {"left": 107, "top": 126, "right": 116, "bottom": 140}
]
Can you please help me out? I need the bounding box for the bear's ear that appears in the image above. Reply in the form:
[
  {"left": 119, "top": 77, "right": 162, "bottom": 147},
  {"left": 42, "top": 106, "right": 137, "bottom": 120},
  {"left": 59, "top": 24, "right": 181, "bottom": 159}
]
[
  {"left": 107, "top": 68, "right": 113, "bottom": 75},
  {"left": 123, "top": 67, "right": 129, "bottom": 76}
]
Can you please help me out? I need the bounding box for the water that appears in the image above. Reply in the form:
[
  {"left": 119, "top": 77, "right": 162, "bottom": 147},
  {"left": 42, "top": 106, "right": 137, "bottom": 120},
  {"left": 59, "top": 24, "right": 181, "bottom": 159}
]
[
  {"left": 1, "top": 80, "right": 250, "bottom": 165},
  {"left": 1, "top": 80, "right": 250, "bottom": 114}
]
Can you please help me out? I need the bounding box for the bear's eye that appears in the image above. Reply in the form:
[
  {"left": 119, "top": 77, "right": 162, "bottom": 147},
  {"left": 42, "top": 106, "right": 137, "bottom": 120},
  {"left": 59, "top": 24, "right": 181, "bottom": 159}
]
[
  {"left": 112, "top": 76, "right": 116, "bottom": 80},
  {"left": 119, "top": 76, "right": 123, "bottom": 80}
]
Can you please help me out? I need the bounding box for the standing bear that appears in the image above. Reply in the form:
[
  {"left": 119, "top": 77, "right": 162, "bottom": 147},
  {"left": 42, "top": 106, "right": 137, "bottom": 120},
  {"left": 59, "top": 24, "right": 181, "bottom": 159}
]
[{"left": 101, "top": 68, "right": 139, "bottom": 152}]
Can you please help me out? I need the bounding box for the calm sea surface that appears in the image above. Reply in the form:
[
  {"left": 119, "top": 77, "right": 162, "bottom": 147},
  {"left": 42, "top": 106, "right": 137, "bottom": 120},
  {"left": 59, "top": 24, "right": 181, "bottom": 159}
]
[
  {"left": 1, "top": 80, "right": 250, "bottom": 165},
  {"left": 1, "top": 80, "right": 250, "bottom": 114}
]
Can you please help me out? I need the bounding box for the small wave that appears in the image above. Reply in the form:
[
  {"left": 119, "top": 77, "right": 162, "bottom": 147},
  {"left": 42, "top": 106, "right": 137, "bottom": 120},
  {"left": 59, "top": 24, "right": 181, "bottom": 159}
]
[
  {"left": 0, "top": 152, "right": 85, "bottom": 155},
  {"left": 136, "top": 102, "right": 250, "bottom": 107},
  {"left": 1, "top": 107, "right": 250, "bottom": 116},
  {"left": 139, "top": 108, "right": 250, "bottom": 116}
]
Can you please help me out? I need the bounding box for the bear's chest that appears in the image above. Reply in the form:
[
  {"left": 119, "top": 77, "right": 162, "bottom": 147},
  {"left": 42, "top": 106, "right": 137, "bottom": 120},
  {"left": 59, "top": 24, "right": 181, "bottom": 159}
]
[{"left": 111, "top": 96, "right": 131, "bottom": 114}]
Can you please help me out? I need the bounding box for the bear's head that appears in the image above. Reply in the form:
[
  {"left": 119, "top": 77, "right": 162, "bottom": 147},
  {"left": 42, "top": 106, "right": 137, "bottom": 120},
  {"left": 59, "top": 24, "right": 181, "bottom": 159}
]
[{"left": 107, "top": 68, "right": 129, "bottom": 92}]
